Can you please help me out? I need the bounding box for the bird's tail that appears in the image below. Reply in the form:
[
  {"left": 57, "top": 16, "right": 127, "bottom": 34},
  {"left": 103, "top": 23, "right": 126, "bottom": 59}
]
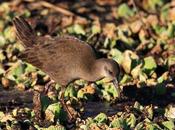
[{"left": 13, "top": 16, "right": 36, "bottom": 48}]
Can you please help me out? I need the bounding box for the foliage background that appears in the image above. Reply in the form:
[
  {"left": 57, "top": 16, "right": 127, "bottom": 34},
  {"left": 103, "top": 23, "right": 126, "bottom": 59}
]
[{"left": 0, "top": 0, "right": 175, "bottom": 129}]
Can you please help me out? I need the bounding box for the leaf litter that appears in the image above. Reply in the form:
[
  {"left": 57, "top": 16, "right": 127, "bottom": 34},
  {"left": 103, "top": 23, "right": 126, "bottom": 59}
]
[{"left": 0, "top": 0, "right": 175, "bottom": 129}]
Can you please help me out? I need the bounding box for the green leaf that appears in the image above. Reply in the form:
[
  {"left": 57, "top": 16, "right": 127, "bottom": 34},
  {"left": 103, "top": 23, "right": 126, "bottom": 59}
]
[
  {"left": 162, "top": 121, "right": 175, "bottom": 130},
  {"left": 13, "top": 64, "right": 25, "bottom": 78},
  {"left": 0, "top": 20, "right": 5, "bottom": 31},
  {"left": 0, "top": 3, "right": 10, "bottom": 15},
  {"left": 108, "top": 49, "right": 123, "bottom": 64},
  {"left": 145, "top": 119, "right": 162, "bottom": 130},
  {"left": 3, "top": 26, "right": 16, "bottom": 43},
  {"left": 25, "top": 63, "right": 37, "bottom": 73},
  {"left": 139, "top": 71, "right": 148, "bottom": 82},
  {"left": 117, "top": 28, "right": 135, "bottom": 47},
  {"left": 146, "top": 124, "right": 160, "bottom": 130},
  {"left": 135, "top": 122, "right": 144, "bottom": 130},
  {"left": 91, "top": 21, "right": 101, "bottom": 35},
  {"left": 77, "top": 89, "right": 87, "bottom": 100},
  {"left": 0, "top": 34, "right": 6, "bottom": 47},
  {"left": 41, "top": 125, "right": 66, "bottom": 130},
  {"left": 117, "top": 3, "right": 134, "bottom": 18},
  {"left": 145, "top": 105, "right": 153, "bottom": 120},
  {"left": 6, "top": 62, "right": 26, "bottom": 82},
  {"left": 104, "top": 83, "right": 120, "bottom": 98},
  {"left": 154, "top": 23, "right": 175, "bottom": 40},
  {"left": 0, "top": 51, "right": 6, "bottom": 62},
  {"left": 0, "top": 111, "right": 5, "bottom": 120},
  {"left": 67, "top": 24, "right": 86, "bottom": 35},
  {"left": 160, "top": 4, "right": 169, "bottom": 21},
  {"left": 22, "top": 9, "right": 31, "bottom": 18},
  {"left": 152, "top": 24, "right": 166, "bottom": 36},
  {"left": 104, "top": 37, "right": 110, "bottom": 48},
  {"left": 166, "top": 23, "right": 175, "bottom": 38},
  {"left": 133, "top": 101, "right": 144, "bottom": 112},
  {"left": 131, "top": 64, "right": 142, "bottom": 79},
  {"left": 168, "top": 56, "right": 175, "bottom": 66},
  {"left": 122, "top": 50, "right": 139, "bottom": 74},
  {"left": 157, "top": 72, "right": 168, "bottom": 83},
  {"left": 94, "top": 113, "right": 108, "bottom": 123},
  {"left": 64, "top": 84, "right": 77, "bottom": 98},
  {"left": 126, "top": 113, "right": 136, "bottom": 128},
  {"left": 165, "top": 105, "right": 175, "bottom": 120},
  {"left": 100, "top": 89, "right": 111, "bottom": 101},
  {"left": 86, "top": 117, "right": 94, "bottom": 126},
  {"left": 148, "top": 0, "right": 164, "bottom": 11},
  {"left": 74, "top": 24, "right": 85, "bottom": 35},
  {"left": 142, "top": 56, "right": 157, "bottom": 75},
  {"left": 45, "top": 103, "right": 66, "bottom": 122},
  {"left": 109, "top": 117, "right": 129, "bottom": 129},
  {"left": 120, "top": 74, "right": 132, "bottom": 84},
  {"left": 92, "top": 25, "right": 100, "bottom": 34},
  {"left": 0, "top": 64, "right": 5, "bottom": 75}
]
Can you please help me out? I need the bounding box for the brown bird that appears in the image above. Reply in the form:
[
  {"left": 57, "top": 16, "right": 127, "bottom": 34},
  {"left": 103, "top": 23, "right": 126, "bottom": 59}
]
[{"left": 13, "top": 16, "right": 120, "bottom": 120}]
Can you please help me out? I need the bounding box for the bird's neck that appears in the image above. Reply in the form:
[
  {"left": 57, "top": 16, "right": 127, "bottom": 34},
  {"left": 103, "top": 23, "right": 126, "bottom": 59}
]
[{"left": 83, "top": 59, "right": 104, "bottom": 82}]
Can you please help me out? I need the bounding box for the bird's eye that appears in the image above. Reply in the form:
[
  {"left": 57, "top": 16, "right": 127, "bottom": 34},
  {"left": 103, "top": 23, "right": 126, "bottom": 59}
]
[
  {"left": 104, "top": 66, "right": 113, "bottom": 76},
  {"left": 108, "top": 70, "right": 113, "bottom": 75}
]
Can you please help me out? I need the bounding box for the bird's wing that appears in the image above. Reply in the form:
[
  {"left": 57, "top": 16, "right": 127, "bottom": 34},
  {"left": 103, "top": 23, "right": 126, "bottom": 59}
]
[{"left": 19, "top": 35, "right": 96, "bottom": 76}]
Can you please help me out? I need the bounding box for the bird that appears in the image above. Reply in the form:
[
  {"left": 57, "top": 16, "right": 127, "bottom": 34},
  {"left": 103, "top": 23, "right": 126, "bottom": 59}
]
[{"left": 12, "top": 16, "right": 120, "bottom": 121}]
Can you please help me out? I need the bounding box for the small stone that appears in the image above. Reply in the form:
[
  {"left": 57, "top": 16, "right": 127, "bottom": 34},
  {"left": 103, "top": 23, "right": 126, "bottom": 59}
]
[
  {"left": 16, "top": 83, "right": 26, "bottom": 91},
  {"left": 1, "top": 77, "right": 10, "bottom": 89}
]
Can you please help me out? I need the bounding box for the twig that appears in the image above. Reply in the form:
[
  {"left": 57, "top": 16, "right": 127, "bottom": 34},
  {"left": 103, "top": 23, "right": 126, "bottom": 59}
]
[
  {"left": 24, "top": 0, "right": 74, "bottom": 16},
  {"left": 23, "top": 0, "right": 88, "bottom": 23},
  {"left": 38, "top": 1, "right": 74, "bottom": 16}
]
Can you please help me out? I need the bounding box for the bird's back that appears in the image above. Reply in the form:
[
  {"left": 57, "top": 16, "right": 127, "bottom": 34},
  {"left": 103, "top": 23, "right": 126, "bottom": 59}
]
[{"left": 21, "top": 35, "right": 96, "bottom": 85}]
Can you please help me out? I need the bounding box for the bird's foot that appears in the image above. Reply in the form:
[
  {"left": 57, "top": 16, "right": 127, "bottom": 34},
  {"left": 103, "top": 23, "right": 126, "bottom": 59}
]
[
  {"left": 60, "top": 99, "right": 79, "bottom": 123},
  {"left": 67, "top": 105, "right": 80, "bottom": 123}
]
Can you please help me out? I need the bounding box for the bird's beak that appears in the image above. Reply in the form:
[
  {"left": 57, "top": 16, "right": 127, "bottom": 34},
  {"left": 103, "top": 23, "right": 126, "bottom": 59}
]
[
  {"left": 112, "top": 78, "right": 119, "bottom": 90},
  {"left": 102, "top": 77, "right": 119, "bottom": 87},
  {"left": 112, "top": 78, "right": 121, "bottom": 97}
]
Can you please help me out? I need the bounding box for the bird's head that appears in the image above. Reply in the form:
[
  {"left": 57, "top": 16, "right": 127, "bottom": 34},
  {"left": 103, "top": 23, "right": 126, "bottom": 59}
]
[{"left": 95, "top": 58, "right": 120, "bottom": 89}]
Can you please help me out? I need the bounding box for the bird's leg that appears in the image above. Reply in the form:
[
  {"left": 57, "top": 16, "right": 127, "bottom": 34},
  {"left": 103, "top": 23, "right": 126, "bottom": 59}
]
[
  {"left": 87, "top": 81, "right": 94, "bottom": 86},
  {"left": 43, "top": 80, "right": 55, "bottom": 95},
  {"left": 60, "top": 87, "right": 74, "bottom": 121},
  {"left": 33, "top": 88, "right": 42, "bottom": 122},
  {"left": 33, "top": 80, "right": 55, "bottom": 123}
]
